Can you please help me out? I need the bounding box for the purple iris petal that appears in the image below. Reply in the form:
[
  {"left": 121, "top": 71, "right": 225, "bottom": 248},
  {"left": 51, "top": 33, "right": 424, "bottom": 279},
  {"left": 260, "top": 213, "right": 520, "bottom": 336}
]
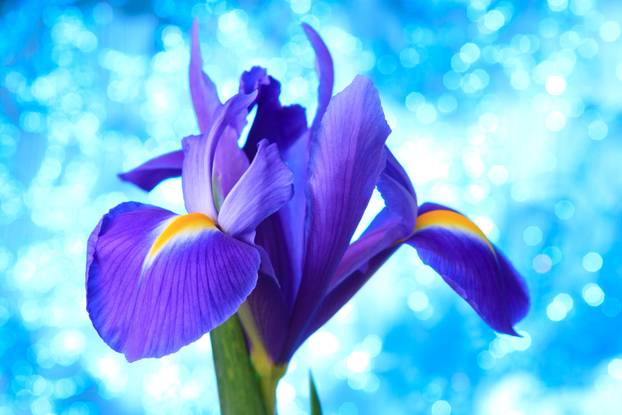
[
  {"left": 117, "top": 150, "right": 183, "bottom": 191},
  {"left": 182, "top": 92, "right": 257, "bottom": 217},
  {"left": 212, "top": 128, "right": 249, "bottom": 203},
  {"left": 286, "top": 76, "right": 391, "bottom": 353},
  {"left": 218, "top": 139, "right": 294, "bottom": 239},
  {"left": 244, "top": 273, "right": 290, "bottom": 361},
  {"left": 243, "top": 76, "right": 307, "bottom": 159},
  {"left": 240, "top": 66, "right": 270, "bottom": 94},
  {"left": 302, "top": 23, "right": 334, "bottom": 131},
  {"left": 190, "top": 20, "right": 221, "bottom": 133},
  {"left": 86, "top": 202, "right": 260, "bottom": 361},
  {"left": 408, "top": 203, "right": 529, "bottom": 335},
  {"left": 248, "top": 133, "right": 309, "bottom": 321},
  {"left": 384, "top": 148, "right": 417, "bottom": 197},
  {"left": 239, "top": 25, "right": 336, "bottom": 356},
  {"left": 328, "top": 158, "right": 418, "bottom": 289},
  {"left": 299, "top": 161, "right": 418, "bottom": 346}
]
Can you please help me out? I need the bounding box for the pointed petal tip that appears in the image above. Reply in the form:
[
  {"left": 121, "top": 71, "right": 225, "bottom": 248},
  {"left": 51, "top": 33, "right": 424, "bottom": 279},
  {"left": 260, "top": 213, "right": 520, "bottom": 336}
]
[
  {"left": 301, "top": 22, "right": 317, "bottom": 36},
  {"left": 191, "top": 20, "right": 200, "bottom": 57},
  {"left": 191, "top": 19, "right": 199, "bottom": 42}
]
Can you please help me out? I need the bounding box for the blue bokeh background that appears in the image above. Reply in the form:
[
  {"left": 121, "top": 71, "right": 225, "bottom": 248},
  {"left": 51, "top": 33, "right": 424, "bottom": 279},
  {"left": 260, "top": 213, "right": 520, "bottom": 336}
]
[{"left": 2, "top": 0, "right": 622, "bottom": 414}]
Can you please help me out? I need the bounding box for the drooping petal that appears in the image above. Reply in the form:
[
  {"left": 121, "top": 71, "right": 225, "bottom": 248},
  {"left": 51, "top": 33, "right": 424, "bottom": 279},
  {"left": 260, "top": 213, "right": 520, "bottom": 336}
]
[
  {"left": 182, "top": 92, "right": 257, "bottom": 217},
  {"left": 243, "top": 75, "right": 307, "bottom": 159},
  {"left": 218, "top": 140, "right": 294, "bottom": 239},
  {"left": 86, "top": 202, "right": 260, "bottom": 362},
  {"left": 190, "top": 20, "right": 221, "bottom": 133},
  {"left": 302, "top": 23, "right": 334, "bottom": 131},
  {"left": 287, "top": 76, "right": 391, "bottom": 350},
  {"left": 118, "top": 150, "right": 183, "bottom": 191},
  {"left": 408, "top": 203, "right": 529, "bottom": 334}
]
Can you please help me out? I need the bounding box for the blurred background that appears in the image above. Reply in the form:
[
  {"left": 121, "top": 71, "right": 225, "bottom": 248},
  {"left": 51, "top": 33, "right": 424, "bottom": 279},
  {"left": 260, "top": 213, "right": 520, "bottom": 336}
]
[{"left": 1, "top": 0, "right": 622, "bottom": 414}]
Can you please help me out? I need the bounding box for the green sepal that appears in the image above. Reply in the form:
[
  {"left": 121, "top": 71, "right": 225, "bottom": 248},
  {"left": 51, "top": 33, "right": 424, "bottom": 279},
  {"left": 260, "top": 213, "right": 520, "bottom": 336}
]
[{"left": 309, "top": 372, "right": 323, "bottom": 415}]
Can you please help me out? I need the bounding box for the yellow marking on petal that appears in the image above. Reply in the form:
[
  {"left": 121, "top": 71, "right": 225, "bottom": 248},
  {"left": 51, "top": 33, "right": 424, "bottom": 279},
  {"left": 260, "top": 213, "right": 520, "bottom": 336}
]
[
  {"left": 146, "top": 213, "right": 217, "bottom": 264},
  {"left": 415, "top": 209, "right": 494, "bottom": 251}
]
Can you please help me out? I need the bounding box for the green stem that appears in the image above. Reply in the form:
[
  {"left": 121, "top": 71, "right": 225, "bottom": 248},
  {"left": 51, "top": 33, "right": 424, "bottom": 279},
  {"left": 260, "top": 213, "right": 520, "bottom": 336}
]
[
  {"left": 238, "top": 304, "right": 287, "bottom": 415},
  {"left": 255, "top": 362, "right": 286, "bottom": 415},
  {"left": 210, "top": 314, "right": 267, "bottom": 415}
]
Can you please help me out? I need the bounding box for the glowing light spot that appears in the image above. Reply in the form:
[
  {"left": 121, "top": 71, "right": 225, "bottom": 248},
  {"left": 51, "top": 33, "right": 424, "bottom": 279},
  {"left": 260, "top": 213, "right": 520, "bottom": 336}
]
[
  {"left": 400, "top": 48, "right": 420, "bottom": 68},
  {"left": 346, "top": 350, "right": 370, "bottom": 374},
  {"left": 437, "top": 94, "right": 457, "bottom": 113},
  {"left": 582, "top": 252, "right": 603, "bottom": 273},
  {"left": 545, "top": 111, "right": 566, "bottom": 132},
  {"left": 533, "top": 254, "right": 552, "bottom": 273},
  {"left": 547, "top": 0, "right": 568, "bottom": 12},
  {"left": 308, "top": 331, "right": 340, "bottom": 357},
  {"left": 218, "top": 10, "right": 248, "bottom": 34},
  {"left": 608, "top": 358, "right": 622, "bottom": 380},
  {"left": 600, "top": 21, "right": 621, "bottom": 42},
  {"left": 546, "top": 293, "right": 574, "bottom": 321},
  {"left": 523, "top": 226, "right": 543, "bottom": 246},
  {"left": 431, "top": 400, "right": 452, "bottom": 415},
  {"left": 290, "top": 0, "right": 311, "bottom": 14},
  {"left": 588, "top": 120, "right": 608, "bottom": 140},
  {"left": 408, "top": 291, "right": 429, "bottom": 312},
  {"left": 460, "top": 42, "right": 480, "bottom": 64},
  {"left": 582, "top": 283, "right": 605, "bottom": 307},
  {"left": 554, "top": 200, "right": 575, "bottom": 220},
  {"left": 483, "top": 10, "right": 506, "bottom": 32},
  {"left": 545, "top": 75, "right": 566, "bottom": 95}
]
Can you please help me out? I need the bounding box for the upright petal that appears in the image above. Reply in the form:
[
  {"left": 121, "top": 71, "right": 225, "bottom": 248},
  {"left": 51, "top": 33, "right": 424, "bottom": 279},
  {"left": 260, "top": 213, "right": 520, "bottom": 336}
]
[
  {"left": 218, "top": 140, "right": 294, "bottom": 238},
  {"left": 86, "top": 202, "right": 260, "bottom": 361},
  {"left": 240, "top": 66, "right": 269, "bottom": 94},
  {"left": 243, "top": 76, "right": 307, "bottom": 159},
  {"left": 190, "top": 20, "right": 221, "bottom": 133},
  {"left": 251, "top": 131, "right": 310, "bottom": 311},
  {"left": 212, "top": 129, "right": 249, "bottom": 207},
  {"left": 182, "top": 92, "right": 257, "bottom": 217},
  {"left": 287, "top": 76, "right": 391, "bottom": 350},
  {"left": 118, "top": 150, "right": 183, "bottom": 191},
  {"left": 302, "top": 23, "right": 334, "bottom": 131},
  {"left": 408, "top": 203, "right": 529, "bottom": 334}
]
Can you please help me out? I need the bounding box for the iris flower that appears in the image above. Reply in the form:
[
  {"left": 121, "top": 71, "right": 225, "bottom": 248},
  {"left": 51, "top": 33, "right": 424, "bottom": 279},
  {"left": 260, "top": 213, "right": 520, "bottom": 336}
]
[{"left": 87, "top": 21, "right": 528, "bottom": 400}]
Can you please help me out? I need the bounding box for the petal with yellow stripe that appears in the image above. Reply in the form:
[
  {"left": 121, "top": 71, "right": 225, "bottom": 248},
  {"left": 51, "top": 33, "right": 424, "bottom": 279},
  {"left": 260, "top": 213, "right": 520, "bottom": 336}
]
[
  {"left": 86, "top": 202, "right": 260, "bottom": 361},
  {"left": 408, "top": 203, "right": 529, "bottom": 335}
]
